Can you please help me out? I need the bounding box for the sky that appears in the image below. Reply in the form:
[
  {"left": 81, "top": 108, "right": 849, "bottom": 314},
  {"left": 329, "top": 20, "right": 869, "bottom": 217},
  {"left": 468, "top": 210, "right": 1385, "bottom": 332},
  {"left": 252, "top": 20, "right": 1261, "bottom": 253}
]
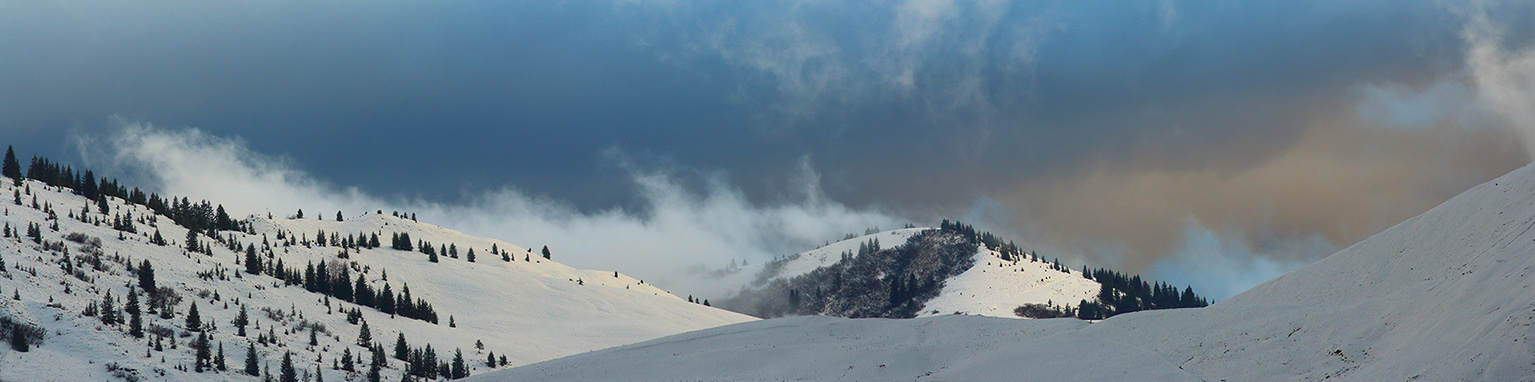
[{"left": 3, "top": 0, "right": 1535, "bottom": 299}]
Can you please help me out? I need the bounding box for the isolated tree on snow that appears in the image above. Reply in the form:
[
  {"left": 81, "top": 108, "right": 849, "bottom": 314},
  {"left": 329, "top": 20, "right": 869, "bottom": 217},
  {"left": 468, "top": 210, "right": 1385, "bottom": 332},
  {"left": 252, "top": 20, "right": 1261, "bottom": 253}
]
[
  {"left": 234, "top": 304, "right": 249, "bottom": 337},
  {"left": 100, "top": 289, "right": 119, "bottom": 326},
  {"left": 358, "top": 319, "right": 372, "bottom": 346},
  {"left": 217, "top": 342, "right": 228, "bottom": 371},
  {"left": 186, "top": 302, "right": 202, "bottom": 331},
  {"left": 244, "top": 342, "right": 260, "bottom": 376},
  {"left": 341, "top": 347, "right": 355, "bottom": 371},
  {"left": 336, "top": 211, "right": 343, "bottom": 221},
  {"left": 296, "top": 209, "right": 304, "bottom": 219},
  {"left": 281, "top": 351, "right": 298, "bottom": 382},
  {"left": 138, "top": 260, "right": 156, "bottom": 294},
  {"left": 126, "top": 287, "right": 144, "bottom": 338},
  {"left": 542, "top": 246, "right": 551, "bottom": 260},
  {"left": 245, "top": 245, "right": 261, "bottom": 275},
  {"left": 466, "top": 248, "right": 475, "bottom": 262}
]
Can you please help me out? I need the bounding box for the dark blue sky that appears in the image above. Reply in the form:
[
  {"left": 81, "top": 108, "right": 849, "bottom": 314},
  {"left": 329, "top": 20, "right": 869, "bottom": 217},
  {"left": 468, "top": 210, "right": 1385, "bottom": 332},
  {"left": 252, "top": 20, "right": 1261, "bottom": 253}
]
[{"left": 4, "top": 0, "right": 1534, "bottom": 295}]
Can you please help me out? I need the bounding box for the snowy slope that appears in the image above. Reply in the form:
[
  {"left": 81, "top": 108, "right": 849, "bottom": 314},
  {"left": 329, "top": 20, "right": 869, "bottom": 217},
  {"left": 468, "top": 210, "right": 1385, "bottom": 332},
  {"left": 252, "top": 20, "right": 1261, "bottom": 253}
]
[
  {"left": 0, "top": 179, "right": 754, "bottom": 382},
  {"left": 722, "top": 227, "right": 1100, "bottom": 319},
  {"left": 474, "top": 163, "right": 1535, "bottom": 381},
  {"left": 915, "top": 248, "right": 1099, "bottom": 318}
]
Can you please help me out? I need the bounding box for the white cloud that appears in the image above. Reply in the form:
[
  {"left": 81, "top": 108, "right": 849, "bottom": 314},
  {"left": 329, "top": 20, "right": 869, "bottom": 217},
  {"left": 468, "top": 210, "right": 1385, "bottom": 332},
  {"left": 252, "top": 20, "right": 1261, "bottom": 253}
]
[
  {"left": 1464, "top": 2, "right": 1535, "bottom": 156},
  {"left": 84, "top": 120, "right": 904, "bottom": 297}
]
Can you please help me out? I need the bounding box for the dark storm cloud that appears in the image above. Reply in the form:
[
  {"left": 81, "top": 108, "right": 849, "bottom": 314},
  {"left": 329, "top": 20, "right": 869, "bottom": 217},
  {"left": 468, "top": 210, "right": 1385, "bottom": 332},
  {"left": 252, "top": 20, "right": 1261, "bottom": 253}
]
[{"left": 4, "top": 0, "right": 1533, "bottom": 297}]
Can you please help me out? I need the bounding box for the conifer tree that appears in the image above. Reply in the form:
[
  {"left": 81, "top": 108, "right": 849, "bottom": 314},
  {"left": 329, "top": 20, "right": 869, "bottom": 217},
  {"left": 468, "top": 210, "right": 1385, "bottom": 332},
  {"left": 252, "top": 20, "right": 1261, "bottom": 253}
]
[
  {"left": 246, "top": 245, "right": 261, "bottom": 274},
  {"left": 100, "top": 289, "right": 119, "bottom": 326},
  {"left": 542, "top": 246, "right": 551, "bottom": 260},
  {"left": 358, "top": 320, "right": 372, "bottom": 346},
  {"left": 186, "top": 302, "right": 202, "bottom": 331},
  {"left": 235, "top": 304, "right": 249, "bottom": 337},
  {"left": 126, "top": 287, "right": 143, "bottom": 338},
  {"left": 451, "top": 348, "right": 467, "bottom": 379},
  {"left": 1, "top": 146, "right": 20, "bottom": 183},
  {"left": 138, "top": 260, "right": 156, "bottom": 294},
  {"left": 336, "top": 211, "right": 344, "bottom": 221},
  {"left": 245, "top": 342, "right": 260, "bottom": 376},
  {"left": 217, "top": 342, "right": 228, "bottom": 371},
  {"left": 196, "top": 332, "right": 211, "bottom": 372},
  {"left": 366, "top": 359, "right": 381, "bottom": 382},
  {"left": 281, "top": 351, "right": 297, "bottom": 382},
  {"left": 341, "top": 348, "right": 355, "bottom": 372},
  {"left": 486, "top": 352, "right": 495, "bottom": 368},
  {"left": 466, "top": 248, "right": 474, "bottom": 262},
  {"left": 394, "top": 333, "right": 409, "bottom": 361}
]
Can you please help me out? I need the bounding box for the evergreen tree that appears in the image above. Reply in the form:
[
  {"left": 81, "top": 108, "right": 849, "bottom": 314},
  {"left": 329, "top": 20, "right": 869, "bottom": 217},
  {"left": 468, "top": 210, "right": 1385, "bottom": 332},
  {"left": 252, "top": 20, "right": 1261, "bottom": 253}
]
[
  {"left": 466, "top": 248, "right": 475, "bottom": 262},
  {"left": 100, "top": 289, "right": 119, "bottom": 326},
  {"left": 366, "top": 358, "right": 381, "bottom": 382},
  {"left": 281, "top": 351, "right": 298, "bottom": 382},
  {"left": 138, "top": 260, "right": 156, "bottom": 293},
  {"left": 341, "top": 348, "right": 355, "bottom": 372},
  {"left": 245, "top": 342, "right": 260, "bottom": 376},
  {"left": 451, "top": 348, "right": 467, "bottom": 379},
  {"left": 196, "top": 332, "right": 211, "bottom": 372},
  {"left": 358, "top": 320, "right": 372, "bottom": 346},
  {"left": 186, "top": 302, "right": 202, "bottom": 331},
  {"left": 542, "top": 246, "right": 551, "bottom": 260},
  {"left": 216, "top": 342, "right": 228, "bottom": 371},
  {"left": 126, "top": 287, "right": 143, "bottom": 338},
  {"left": 486, "top": 352, "right": 495, "bottom": 368},
  {"left": 9, "top": 323, "right": 27, "bottom": 352},
  {"left": 310, "top": 328, "right": 319, "bottom": 346},
  {"left": 1, "top": 146, "right": 19, "bottom": 181},
  {"left": 235, "top": 304, "right": 249, "bottom": 337},
  {"left": 186, "top": 229, "right": 200, "bottom": 252},
  {"left": 394, "top": 333, "right": 409, "bottom": 361}
]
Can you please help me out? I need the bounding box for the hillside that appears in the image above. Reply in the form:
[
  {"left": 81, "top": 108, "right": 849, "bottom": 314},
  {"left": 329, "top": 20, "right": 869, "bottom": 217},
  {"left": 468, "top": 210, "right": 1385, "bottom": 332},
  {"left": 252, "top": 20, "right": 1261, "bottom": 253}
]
[
  {"left": 0, "top": 176, "right": 753, "bottom": 382},
  {"left": 470, "top": 163, "right": 1535, "bottom": 381},
  {"left": 717, "top": 224, "right": 1183, "bottom": 320}
]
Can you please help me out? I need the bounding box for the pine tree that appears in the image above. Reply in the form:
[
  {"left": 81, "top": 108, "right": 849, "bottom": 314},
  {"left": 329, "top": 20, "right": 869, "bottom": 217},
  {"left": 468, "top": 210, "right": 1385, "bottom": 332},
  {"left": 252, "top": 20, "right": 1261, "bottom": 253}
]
[
  {"left": 466, "top": 248, "right": 475, "bottom": 262},
  {"left": 336, "top": 211, "right": 344, "bottom": 222},
  {"left": 235, "top": 304, "right": 249, "bottom": 337},
  {"left": 366, "top": 358, "right": 381, "bottom": 382},
  {"left": 245, "top": 342, "right": 260, "bottom": 376},
  {"left": 196, "top": 332, "right": 211, "bottom": 372},
  {"left": 186, "top": 229, "right": 200, "bottom": 252},
  {"left": 358, "top": 320, "right": 372, "bottom": 346},
  {"left": 281, "top": 351, "right": 298, "bottom": 382},
  {"left": 310, "top": 328, "right": 319, "bottom": 346},
  {"left": 186, "top": 302, "right": 202, "bottom": 331},
  {"left": 100, "top": 289, "right": 119, "bottom": 326},
  {"left": 217, "top": 342, "right": 228, "bottom": 371},
  {"left": 246, "top": 245, "right": 261, "bottom": 275},
  {"left": 138, "top": 260, "right": 156, "bottom": 293},
  {"left": 341, "top": 348, "right": 355, "bottom": 372},
  {"left": 1, "top": 146, "right": 20, "bottom": 181},
  {"left": 126, "top": 287, "right": 143, "bottom": 338},
  {"left": 394, "top": 333, "right": 409, "bottom": 360},
  {"left": 451, "top": 348, "right": 467, "bottom": 379},
  {"left": 542, "top": 245, "right": 551, "bottom": 260},
  {"left": 486, "top": 352, "right": 495, "bottom": 368}
]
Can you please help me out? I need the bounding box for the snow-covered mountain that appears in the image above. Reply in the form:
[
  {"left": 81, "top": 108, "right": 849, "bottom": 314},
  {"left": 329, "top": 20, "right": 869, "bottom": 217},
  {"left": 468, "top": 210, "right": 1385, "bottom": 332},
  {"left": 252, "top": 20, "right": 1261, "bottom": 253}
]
[
  {"left": 0, "top": 177, "right": 754, "bottom": 381},
  {"left": 472, "top": 163, "right": 1535, "bottom": 380},
  {"left": 714, "top": 226, "right": 1107, "bottom": 319}
]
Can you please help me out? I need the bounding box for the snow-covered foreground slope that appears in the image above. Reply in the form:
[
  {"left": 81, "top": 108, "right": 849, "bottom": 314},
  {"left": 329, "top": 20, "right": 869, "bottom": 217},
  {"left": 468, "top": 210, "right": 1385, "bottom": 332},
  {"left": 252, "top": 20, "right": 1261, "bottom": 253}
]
[
  {"left": 0, "top": 179, "right": 753, "bottom": 381},
  {"left": 475, "top": 164, "right": 1535, "bottom": 381}
]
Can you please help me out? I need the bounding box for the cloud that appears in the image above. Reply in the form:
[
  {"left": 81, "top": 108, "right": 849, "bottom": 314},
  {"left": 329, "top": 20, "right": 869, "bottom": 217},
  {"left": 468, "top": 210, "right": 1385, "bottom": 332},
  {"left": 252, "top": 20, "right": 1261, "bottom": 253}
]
[
  {"left": 1464, "top": 1, "right": 1535, "bottom": 154},
  {"left": 84, "top": 121, "right": 904, "bottom": 297}
]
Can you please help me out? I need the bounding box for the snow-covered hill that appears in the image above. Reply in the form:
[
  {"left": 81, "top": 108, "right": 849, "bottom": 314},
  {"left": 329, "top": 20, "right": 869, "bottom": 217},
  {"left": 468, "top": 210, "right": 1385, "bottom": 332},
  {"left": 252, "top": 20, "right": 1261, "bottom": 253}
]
[
  {"left": 0, "top": 178, "right": 753, "bottom": 381},
  {"left": 717, "top": 227, "right": 1101, "bottom": 319},
  {"left": 472, "top": 163, "right": 1535, "bottom": 381}
]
